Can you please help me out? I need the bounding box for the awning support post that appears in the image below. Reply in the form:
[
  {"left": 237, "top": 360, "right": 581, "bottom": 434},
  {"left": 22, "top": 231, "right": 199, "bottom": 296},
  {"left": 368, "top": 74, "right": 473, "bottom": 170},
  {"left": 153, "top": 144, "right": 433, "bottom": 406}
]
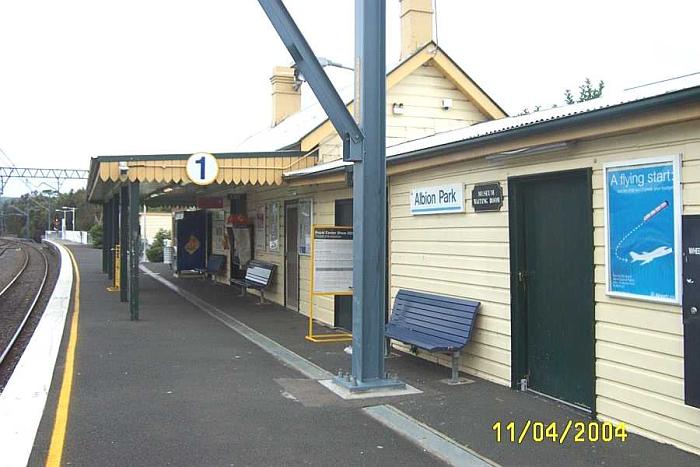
[
  {"left": 128, "top": 182, "right": 140, "bottom": 320},
  {"left": 102, "top": 201, "right": 110, "bottom": 274},
  {"left": 106, "top": 197, "right": 114, "bottom": 281},
  {"left": 120, "top": 185, "right": 129, "bottom": 303}
]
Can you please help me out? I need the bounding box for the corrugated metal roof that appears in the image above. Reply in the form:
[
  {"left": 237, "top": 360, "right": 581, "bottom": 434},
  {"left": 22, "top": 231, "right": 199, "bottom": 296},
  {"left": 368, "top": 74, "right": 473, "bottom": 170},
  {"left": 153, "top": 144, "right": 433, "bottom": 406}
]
[
  {"left": 283, "top": 158, "right": 350, "bottom": 178},
  {"left": 386, "top": 72, "right": 700, "bottom": 157},
  {"left": 284, "top": 72, "right": 700, "bottom": 179}
]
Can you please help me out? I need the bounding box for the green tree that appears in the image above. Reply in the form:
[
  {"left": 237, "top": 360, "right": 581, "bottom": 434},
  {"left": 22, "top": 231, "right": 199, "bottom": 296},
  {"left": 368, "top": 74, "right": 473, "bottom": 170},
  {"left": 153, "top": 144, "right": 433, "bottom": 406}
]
[
  {"left": 2, "top": 188, "right": 101, "bottom": 237},
  {"left": 146, "top": 229, "right": 171, "bottom": 262},
  {"left": 519, "top": 78, "right": 605, "bottom": 115},
  {"left": 89, "top": 223, "right": 103, "bottom": 248},
  {"left": 564, "top": 78, "right": 605, "bottom": 104}
]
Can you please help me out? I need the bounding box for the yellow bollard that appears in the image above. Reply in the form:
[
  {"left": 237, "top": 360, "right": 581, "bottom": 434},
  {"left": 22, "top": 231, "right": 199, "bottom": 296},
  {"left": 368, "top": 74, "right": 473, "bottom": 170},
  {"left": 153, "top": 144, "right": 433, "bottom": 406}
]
[{"left": 107, "top": 244, "right": 121, "bottom": 291}]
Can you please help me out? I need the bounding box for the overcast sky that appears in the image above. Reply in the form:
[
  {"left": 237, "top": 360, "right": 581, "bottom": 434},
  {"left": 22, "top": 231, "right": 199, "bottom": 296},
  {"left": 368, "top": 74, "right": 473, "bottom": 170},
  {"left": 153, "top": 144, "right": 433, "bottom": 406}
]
[{"left": 1, "top": 0, "right": 698, "bottom": 196}]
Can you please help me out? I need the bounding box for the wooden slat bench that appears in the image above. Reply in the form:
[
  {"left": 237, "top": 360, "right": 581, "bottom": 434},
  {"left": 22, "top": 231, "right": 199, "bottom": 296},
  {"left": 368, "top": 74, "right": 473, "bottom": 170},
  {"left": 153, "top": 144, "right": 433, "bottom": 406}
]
[
  {"left": 385, "top": 289, "right": 481, "bottom": 384},
  {"left": 230, "top": 260, "right": 276, "bottom": 304}
]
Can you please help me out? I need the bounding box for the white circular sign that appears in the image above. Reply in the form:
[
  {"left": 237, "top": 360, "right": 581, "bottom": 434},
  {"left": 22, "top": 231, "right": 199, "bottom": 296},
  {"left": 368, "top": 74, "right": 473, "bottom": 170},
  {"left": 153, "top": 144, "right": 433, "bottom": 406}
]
[{"left": 186, "top": 152, "right": 219, "bottom": 185}]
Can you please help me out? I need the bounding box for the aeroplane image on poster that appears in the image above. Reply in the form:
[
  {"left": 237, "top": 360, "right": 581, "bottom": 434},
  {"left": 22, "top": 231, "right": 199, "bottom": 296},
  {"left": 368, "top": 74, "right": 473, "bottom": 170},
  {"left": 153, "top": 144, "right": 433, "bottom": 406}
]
[{"left": 629, "top": 246, "right": 673, "bottom": 265}]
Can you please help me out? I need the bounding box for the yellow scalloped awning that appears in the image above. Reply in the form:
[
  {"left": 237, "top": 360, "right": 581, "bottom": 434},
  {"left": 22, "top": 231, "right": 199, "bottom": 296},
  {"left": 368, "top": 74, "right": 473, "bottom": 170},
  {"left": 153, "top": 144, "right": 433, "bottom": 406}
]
[{"left": 97, "top": 154, "right": 316, "bottom": 186}]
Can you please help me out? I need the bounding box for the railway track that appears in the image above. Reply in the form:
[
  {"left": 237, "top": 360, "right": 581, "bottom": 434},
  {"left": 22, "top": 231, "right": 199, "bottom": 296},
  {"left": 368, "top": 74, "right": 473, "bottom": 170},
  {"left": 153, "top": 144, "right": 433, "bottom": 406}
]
[{"left": 0, "top": 239, "right": 50, "bottom": 368}]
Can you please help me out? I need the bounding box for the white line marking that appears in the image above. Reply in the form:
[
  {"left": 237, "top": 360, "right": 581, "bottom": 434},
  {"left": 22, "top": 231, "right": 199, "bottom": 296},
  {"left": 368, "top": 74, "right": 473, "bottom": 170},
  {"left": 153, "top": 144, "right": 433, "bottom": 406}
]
[{"left": 0, "top": 241, "right": 73, "bottom": 467}]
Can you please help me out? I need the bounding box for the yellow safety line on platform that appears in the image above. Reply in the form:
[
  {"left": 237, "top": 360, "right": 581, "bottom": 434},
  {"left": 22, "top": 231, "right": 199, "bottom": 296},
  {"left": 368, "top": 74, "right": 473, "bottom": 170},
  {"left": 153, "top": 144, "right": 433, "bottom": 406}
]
[{"left": 45, "top": 246, "right": 80, "bottom": 467}]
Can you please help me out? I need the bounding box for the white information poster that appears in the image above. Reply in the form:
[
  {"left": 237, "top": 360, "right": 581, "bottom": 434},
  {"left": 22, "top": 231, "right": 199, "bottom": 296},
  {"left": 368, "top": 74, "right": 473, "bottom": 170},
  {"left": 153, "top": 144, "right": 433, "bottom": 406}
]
[
  {"left": 255, "top": 206, "right": 266, "bottom": 250},
  {"left": 312, "top": 226, "right": 353, "bottom": 294},
  {"left": 212, "top": 218, "right": 225, "bottom": 254},
  {"left": 298, "top": 198, "right": 313, "bottom": 256},
  {"left": 232, "top": 226, "right": 252, "bottom": 266},
  {"left": 268, "top": 201, "right": 280, "bottom": 251}
]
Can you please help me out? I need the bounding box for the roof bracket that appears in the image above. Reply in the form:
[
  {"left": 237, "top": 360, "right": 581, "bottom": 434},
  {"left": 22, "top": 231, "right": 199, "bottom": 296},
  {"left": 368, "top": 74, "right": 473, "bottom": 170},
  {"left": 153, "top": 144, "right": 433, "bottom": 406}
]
[{"left": 343, "top": 134, "right": 364, "bottom": 162}]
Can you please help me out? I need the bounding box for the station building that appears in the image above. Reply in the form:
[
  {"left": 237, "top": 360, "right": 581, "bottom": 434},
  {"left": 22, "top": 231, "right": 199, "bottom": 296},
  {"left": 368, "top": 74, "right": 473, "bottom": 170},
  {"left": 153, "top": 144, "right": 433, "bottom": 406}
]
[{"left": 86, "top": 0, "right": 700, "bottom": 455}]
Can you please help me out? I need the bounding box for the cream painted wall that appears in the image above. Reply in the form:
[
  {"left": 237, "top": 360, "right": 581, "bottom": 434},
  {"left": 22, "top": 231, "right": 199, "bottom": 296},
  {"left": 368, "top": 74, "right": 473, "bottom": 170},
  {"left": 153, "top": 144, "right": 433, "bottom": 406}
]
[
  {"left": 242, "top": 61, "right": 488, "bottom": 323},
  {"left": 246, "top": 183, "right": 351, "bottom": 326},
  {"left": 140, "top": 212, "right": 172, "bottom": 244},
  {"left": 389, "top": 119, "right": 700, "bottom": 455},
  {"left": 318, "top": 62, "right": 489, "bottom": 163}
]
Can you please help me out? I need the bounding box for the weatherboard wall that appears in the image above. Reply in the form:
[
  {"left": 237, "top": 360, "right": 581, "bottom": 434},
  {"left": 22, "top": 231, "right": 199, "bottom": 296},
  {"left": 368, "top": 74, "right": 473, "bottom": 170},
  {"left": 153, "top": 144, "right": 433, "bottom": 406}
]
[
  {"left": 318, "top": 62, "right": 489, "bottom": 163},
  {"left": 246, "top": 183, "right": 351, "bottom": 325},
  {"left": 388, "top": 118, "right": 700, "bottom": 455}
]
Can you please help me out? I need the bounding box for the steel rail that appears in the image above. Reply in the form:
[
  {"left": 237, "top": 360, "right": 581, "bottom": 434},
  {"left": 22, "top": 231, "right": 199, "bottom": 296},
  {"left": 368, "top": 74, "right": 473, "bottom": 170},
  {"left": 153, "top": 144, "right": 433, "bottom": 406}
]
[
  {"left": 0, "top": 240, "right": 50, "bottom": 366},
  {"left": 0, "top": 240, "right": 30, "bottom": 298}
]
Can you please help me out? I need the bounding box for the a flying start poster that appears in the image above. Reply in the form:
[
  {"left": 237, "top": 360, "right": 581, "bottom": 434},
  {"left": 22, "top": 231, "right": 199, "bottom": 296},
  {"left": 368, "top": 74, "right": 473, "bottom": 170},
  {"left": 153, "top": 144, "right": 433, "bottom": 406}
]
[{"left": 604, "top": 155, "right": 681, "bottom": 303}]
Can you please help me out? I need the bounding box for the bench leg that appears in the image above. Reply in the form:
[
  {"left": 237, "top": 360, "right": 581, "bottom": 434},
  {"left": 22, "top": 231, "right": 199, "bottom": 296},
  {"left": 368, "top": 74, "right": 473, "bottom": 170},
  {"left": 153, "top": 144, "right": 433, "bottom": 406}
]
[
  {"left": 451, "top": 351, "right": 461, "bottom": 384},
  {"left": 239, "top": 285, "right": 246, "bottom": 297},
  {"left": 258, "top": 289, "right": 266, "bottom": 305}
]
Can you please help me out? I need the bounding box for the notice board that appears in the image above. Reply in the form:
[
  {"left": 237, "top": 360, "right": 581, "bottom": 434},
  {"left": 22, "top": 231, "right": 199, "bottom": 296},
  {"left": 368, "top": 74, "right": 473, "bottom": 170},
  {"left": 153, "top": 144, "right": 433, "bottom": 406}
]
[
  {"left": 604, "top": 155, "right": 682, "bottom": 303},
  {"left": 312, "top": 226, "right": 353, "bottom": 294}
]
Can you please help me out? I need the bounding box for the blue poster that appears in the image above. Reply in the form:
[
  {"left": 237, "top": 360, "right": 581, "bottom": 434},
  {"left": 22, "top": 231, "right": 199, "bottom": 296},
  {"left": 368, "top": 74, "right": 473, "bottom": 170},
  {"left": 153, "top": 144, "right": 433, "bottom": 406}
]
[
  {"left": 606, "top": 158, "right": 679, "bottom": 302},
  {"left": 176, "top": 210, "right": 206, "bottom": 272}
]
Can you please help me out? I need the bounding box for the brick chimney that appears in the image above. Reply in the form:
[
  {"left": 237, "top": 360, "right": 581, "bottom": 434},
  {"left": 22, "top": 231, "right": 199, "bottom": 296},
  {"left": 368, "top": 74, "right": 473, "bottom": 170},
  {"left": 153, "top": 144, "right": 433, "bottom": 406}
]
[
  {"left": 400, "top": 0, "right": 434, "bottom": 60},
  {"left": 270, "top": 66, "right": 301, "bottom": 126}
]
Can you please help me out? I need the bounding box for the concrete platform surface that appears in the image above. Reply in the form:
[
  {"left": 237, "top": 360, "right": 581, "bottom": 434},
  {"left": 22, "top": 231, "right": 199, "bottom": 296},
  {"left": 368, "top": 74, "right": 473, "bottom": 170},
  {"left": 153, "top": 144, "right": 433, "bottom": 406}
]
[{"left": 29, "top": 245, "right": 700, "bottom": 466}]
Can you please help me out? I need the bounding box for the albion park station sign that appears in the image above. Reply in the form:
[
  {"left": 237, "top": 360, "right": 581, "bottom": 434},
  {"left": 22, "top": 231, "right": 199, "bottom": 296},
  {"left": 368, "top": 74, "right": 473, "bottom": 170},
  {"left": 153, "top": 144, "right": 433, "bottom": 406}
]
[{"left": 410, "top": 183, "right": 464, "bottom": 215}]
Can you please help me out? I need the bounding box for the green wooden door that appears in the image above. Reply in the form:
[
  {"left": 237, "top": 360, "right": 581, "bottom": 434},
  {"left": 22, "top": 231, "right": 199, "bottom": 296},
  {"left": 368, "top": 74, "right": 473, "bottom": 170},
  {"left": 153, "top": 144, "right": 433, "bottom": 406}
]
[{"left": 515, "top": 170, "right": 594, "bottom": 409}]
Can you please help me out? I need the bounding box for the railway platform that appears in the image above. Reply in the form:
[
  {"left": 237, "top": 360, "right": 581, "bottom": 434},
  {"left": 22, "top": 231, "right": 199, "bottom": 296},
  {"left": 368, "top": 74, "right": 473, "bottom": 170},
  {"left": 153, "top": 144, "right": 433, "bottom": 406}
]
[{"left": 14, "top": 244, "right": 700, "bottom": 466}]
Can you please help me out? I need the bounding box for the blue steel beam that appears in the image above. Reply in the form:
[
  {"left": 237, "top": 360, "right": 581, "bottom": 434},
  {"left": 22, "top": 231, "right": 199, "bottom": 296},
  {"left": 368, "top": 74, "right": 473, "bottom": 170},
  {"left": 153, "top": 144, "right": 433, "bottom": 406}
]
[
  {"left": 257, "top": 0, "right": 364, "bottom": 162},
  {"left": 257, "top": 0, "right": 401, "bottom": 392},
  {"left": 347, "top": 0, "right": 402, "bottom": 391}
]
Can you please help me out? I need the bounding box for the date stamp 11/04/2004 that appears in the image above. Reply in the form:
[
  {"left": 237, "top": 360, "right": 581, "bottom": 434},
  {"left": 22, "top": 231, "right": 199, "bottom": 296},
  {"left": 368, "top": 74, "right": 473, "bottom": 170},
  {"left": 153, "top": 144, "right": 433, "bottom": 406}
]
[{"left": 492, "top": 420, "right": 628, "bottom": 444}]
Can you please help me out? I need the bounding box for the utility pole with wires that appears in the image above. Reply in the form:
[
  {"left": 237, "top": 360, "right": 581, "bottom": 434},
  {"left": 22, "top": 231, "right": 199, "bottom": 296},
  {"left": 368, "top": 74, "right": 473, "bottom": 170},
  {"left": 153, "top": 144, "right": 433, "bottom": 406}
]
[{"left": 0, "top": 146, "right": 88, "bottom": 235}]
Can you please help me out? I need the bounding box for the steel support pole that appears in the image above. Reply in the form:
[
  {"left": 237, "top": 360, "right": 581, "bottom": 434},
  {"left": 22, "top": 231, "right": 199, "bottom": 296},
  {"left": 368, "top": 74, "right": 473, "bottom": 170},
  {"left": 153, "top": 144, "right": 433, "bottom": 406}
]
[
  {"left": 102, "top": 202, "right": 109, "bottom": 273},
  {"left": 345, "top": 0, "right": 402, "bottom": 391},
  {"left": 106, "top": 198, "right": 114, "bottom": 280},
  {"left": 256, "top": 0, "right": 400, "bottom": 392},
  {"left": 128, "top": 182, "right": 140, "bottom": 320},
  {"left": 46, "top": 198, "right": 51, "bottom": 238},
  {"left": 120, "top": 185, "right": 129, "bottom": 302}
]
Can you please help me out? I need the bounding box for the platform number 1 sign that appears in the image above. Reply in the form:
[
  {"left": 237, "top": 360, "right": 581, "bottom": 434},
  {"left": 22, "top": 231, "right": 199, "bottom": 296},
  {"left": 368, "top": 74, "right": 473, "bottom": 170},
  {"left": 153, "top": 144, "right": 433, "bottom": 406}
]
[{"left": 186, "top": 152, "right": 219, "bottom": 185}]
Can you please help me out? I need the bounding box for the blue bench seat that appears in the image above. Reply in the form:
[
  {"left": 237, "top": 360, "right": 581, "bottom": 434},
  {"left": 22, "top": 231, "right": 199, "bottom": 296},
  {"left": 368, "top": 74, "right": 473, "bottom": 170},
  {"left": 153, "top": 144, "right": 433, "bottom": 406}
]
[
  {"left": 385, "top": 289, "right": 480, "bottom": 383},
  {"left": 231, "top": 260, "right": 276, "bottom": 304}
]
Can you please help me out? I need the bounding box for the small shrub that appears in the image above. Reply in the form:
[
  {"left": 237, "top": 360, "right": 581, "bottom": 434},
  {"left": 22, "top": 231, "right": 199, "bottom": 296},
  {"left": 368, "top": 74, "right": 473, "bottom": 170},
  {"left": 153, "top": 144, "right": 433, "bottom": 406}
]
[
  {"left": 146, "top": 228, "right": 171, "bottom": 262},
  {"left": 89, "top": 223, "right": 103, "bottom": 248}
]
